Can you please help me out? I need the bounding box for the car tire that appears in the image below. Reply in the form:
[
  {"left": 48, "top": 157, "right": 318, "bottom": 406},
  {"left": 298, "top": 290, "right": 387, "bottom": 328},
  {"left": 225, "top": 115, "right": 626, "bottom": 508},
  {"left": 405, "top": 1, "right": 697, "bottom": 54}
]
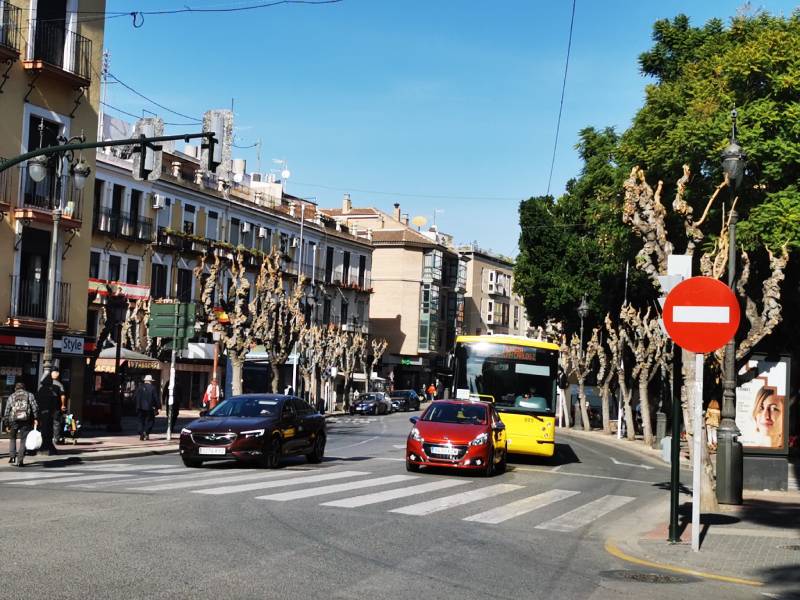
[
  {"left": 496, "top": 448, "right": 507, "bottom": 475},
  {"left": 182, "top": 457, "right": 203, "bottom": 468},
  {"left": 306, "top": 432, "right": 326, "bottom": 464},
  {"left": 261, "top": 437, "right": 282, "bottom": 469},
  {"left": 483, "top": 449, "right": 495, "bottom": 477},
  {"left": 406, "top": 460, "right": 420, "bottom": 473}
]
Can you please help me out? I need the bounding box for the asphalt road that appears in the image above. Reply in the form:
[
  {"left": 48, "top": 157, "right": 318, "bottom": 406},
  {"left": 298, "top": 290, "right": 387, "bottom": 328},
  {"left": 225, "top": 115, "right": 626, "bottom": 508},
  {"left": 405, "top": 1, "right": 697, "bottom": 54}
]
[{"left": 0, "top": 410, "right": 762, "bottom": 600}]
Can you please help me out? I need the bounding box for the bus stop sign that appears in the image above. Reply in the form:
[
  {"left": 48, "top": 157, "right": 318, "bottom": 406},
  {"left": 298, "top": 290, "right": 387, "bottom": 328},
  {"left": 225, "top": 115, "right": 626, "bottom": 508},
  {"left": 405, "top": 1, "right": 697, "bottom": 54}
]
[{"left": 663, "top": 276, "right": 740, "bottom": 354}]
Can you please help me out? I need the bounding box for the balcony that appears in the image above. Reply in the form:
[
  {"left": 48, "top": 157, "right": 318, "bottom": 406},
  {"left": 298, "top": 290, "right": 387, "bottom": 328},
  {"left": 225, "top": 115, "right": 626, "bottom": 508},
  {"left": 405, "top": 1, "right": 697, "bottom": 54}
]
[
  {"left": 8, "top": 275, "right": 70, "bottom": 325},
  {"left": 93, "top": 207, "right": 153, "bottom": 243},
  {"left": 0, "top": 160, "right": 11, "bottom": 216},
  {"left": 0, "top": 2, "right": 21, "bottom": 61},
  {"left": 15, "top": 165, "right": 83, "bottom": 228},
  {"left": 24, "top": 20, "right": 92, "bottom": 87}
]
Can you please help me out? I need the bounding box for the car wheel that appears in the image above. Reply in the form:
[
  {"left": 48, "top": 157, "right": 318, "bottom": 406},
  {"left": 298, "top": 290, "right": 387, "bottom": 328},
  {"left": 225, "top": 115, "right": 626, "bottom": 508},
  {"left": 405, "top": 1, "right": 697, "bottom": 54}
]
[
  {"left": 406, "top": 460, "right": 420, "bottom": 473},
  {"left": 306, "top": 432, "right": 326, "bottom": 464},
  {"left": 260, "top": 437, "right": 282, "bottom": 469},
  {"left": 496, "top": 447, "right": 507, "bottom": 475},
  {"left": 483, "top": 448, "right": 495, "bottom": 477},
  {"left": 182, "top": 457, "right": 203, "bottom": 468}
]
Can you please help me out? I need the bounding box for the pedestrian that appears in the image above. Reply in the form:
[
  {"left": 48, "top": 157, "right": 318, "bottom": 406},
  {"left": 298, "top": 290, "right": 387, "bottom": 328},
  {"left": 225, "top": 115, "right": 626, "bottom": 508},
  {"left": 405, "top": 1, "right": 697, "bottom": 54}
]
[
  {"left": 50, "top": 370, "right": 67, "bottom": 444},
  {"left": 203, "top": 376, "right": 222, "bottom": 410},
  {"left": 133, "top": 374, "right": 161, "bottom": 441},
  {"left": 706, "top": 399, "right": 721, "bottom": 450},
  {"left": 161, "top": 381, "right": 182, "bottom": 434},
  {"left": 36, "top": 376, "right": 61, "bottom": 455},
  {"left": 426, "top": 382, "right": 436, "bottom": 402},
  {"left": 3, "top": 382, "right": 38, "bottom": 467}
]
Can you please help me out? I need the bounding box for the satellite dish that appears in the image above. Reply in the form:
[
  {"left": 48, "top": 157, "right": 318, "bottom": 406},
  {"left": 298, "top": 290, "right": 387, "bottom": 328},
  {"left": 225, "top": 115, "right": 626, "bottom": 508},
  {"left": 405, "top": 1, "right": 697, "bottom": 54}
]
[
  {"left": 411, "top": 215, "right": 427, "bottom": 229},
  {"left": 281, "top": 169, "right": 291, "bottom": 180}
]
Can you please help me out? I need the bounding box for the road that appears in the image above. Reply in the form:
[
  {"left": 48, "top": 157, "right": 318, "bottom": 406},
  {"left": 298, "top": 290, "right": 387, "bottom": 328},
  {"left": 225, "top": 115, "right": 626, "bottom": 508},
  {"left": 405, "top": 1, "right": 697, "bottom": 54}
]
[{"left": 0, "top": 410, "right": 761, "bottom": 600}]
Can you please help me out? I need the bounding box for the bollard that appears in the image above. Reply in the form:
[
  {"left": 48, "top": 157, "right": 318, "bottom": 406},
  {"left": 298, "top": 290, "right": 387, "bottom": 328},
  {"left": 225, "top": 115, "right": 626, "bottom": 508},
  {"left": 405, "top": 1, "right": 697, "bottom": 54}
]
[{"left": 716, "top": 429, "right": 743, "bottom": 504}]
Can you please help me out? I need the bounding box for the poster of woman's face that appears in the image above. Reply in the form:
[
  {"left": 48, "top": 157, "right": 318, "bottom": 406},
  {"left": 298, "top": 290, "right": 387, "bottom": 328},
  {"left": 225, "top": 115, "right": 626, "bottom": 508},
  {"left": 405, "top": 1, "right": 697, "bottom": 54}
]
[{"left": 736, "top": 359, "right": 788, "bottom": 451}]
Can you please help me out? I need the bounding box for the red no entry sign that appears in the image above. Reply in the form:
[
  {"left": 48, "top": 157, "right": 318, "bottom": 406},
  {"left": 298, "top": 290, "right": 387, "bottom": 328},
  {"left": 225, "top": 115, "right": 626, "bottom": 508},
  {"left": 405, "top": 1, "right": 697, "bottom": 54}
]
[{"left": 663, "top": 276, "right": 740, "bottom": 354}]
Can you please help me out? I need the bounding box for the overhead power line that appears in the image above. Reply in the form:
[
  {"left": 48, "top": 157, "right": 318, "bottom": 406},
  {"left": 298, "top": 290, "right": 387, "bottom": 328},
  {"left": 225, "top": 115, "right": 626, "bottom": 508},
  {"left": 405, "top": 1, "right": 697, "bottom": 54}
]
[
  {"left": 108, "top": 73, "right": 202, "bottom": 123},
  {"left": 100, "top": 101, "right": 202, "bottom": 127},
  {"left": 290, "top": 180, "right": 521, "bottom": 202}
]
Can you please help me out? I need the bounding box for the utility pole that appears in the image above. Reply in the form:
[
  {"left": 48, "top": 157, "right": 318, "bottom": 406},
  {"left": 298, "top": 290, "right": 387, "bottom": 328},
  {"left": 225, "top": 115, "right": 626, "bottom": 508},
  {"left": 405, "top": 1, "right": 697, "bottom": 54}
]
[{"left": 166, "top": 297, "right": 179, "bottom": 442}]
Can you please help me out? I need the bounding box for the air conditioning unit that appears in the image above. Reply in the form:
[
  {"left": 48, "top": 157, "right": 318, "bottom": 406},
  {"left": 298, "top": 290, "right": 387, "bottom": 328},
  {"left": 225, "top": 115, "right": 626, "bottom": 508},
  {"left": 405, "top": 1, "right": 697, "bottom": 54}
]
[
  {"left": 257, "top": 226, "right": 268, "bottom": 239},
  {"left": 291, "top": 237, "right": 299, "bottom": 248},
  {"left": 488, "top": 282, "right": 495, "bottom": 293},
  {"left": 241, "top": 222, "right": 251, "bottom": 233},
  {"left": 152, "top": 193, "right": 165, "bottom": 210}
]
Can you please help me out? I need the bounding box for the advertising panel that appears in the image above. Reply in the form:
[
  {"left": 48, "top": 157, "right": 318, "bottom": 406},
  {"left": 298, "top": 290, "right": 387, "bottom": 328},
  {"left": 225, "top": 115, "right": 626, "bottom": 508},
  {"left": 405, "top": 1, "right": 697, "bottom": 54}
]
[{"left": 735, "top": 355, "right": 790, "bottom": 454}]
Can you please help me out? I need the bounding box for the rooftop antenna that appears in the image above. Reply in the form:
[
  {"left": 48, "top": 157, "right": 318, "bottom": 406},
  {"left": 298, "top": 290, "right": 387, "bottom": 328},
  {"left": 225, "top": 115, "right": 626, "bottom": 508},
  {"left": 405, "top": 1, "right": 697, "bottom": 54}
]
[
  {"left": 432, "top": 208, "right": 444, "bottom": 228},
  {"left": 98, "top": 49, "right": 110, "bottom": 140}
]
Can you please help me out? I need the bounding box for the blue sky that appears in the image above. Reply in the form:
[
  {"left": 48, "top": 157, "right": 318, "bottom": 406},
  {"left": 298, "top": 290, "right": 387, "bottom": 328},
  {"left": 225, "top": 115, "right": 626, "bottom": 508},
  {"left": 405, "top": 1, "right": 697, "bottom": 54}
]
[{"left": 103, "top": 0, "right": 798, "bottom": 256}]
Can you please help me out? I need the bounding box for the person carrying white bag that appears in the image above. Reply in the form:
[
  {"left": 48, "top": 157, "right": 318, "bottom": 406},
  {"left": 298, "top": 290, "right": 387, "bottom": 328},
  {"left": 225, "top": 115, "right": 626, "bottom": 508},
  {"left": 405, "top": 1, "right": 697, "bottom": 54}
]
[{"left": 2, "top": 382, "right": 39, "bottom": 467}]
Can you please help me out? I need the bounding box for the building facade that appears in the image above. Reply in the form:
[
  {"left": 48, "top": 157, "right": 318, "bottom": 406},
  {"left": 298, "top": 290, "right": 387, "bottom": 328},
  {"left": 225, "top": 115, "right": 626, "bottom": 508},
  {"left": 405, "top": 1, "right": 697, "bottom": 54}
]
[{"left": 0, "top": 0, "right": 105, "bottom": 408}]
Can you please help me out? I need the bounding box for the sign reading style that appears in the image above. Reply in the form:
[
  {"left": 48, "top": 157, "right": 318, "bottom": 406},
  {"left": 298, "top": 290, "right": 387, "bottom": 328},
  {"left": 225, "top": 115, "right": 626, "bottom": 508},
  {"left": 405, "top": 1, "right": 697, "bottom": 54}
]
[{"left": 60, "top": 336, "right": 85, "bottom": 355}]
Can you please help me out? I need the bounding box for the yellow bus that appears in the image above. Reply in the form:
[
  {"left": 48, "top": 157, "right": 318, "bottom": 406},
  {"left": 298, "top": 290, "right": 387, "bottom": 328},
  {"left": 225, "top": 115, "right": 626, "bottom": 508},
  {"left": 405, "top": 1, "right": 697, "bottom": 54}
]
[{"left": 452, "top": 335, "right": 558, "bottom": 458}]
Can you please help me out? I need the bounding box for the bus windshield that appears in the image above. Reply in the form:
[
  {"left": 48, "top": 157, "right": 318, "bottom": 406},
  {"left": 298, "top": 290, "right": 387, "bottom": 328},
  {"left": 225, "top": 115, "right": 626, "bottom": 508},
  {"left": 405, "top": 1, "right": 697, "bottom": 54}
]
[{"left": 454, "top": 341, "right": 558, "bottom": 416}]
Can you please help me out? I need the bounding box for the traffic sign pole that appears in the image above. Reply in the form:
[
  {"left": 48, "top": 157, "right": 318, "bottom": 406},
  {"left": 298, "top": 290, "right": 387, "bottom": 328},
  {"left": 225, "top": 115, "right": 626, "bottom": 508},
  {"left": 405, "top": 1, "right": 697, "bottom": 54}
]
[
  {"left": 166, "top": 303, "right": 178, "bottom": 442},
  {"left": 691, "top": 352, "right": 704, "bottom": 552},
  {"left": 668, "top": 348, "right": 682, "bottom": 543}
]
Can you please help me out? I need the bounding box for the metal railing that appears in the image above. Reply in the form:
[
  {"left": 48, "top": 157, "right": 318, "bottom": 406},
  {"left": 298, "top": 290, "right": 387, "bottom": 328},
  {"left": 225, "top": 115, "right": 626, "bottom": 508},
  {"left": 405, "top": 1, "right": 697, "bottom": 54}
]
[
  {"left": 93, "top": 207, "right": 153, "bottom": 242},
  {"left": 29, "top": 19, "right": 91, "bottom": 81},
  {"left": 0, "top": 157, "right": 10, "bottom": 204},
  {"left": 0, "top": 2, "right": 21, "bottom": 52},
  {"left": 9, "top": 275, "right": 70, "bottom": 323},
  {"left": 19, "top": 165, "right": 83, "bottom": 219}
]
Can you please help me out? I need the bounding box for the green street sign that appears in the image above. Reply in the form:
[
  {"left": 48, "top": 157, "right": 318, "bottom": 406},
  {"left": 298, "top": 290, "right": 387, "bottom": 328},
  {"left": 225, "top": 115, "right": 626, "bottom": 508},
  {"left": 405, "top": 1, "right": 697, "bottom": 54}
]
[{"left": 148, "top": 302, "right": 196, "bottom": 339}]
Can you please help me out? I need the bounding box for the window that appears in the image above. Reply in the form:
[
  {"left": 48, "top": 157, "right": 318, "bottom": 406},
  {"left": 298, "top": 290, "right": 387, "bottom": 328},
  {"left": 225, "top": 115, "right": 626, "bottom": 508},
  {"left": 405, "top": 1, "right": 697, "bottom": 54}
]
[
  {"left": 358, "top": 255, "right": 366, "bottom": 288},
  {"left": 89, "top": 251, "right": 101, "bottom": 279},
  {"left": 487, "top": 300, "right": 494, "bottom": 323},
  {"left": 513, "top": 306, "right": 520, "bottom": 329},
  {"left": 156, "top": 198, "right": 171, "bottom": 231},
  {"left": 229, "top": 218, "right": 240, "bottom": 246},
  {"left": 242, "top": 222, "right": 254, "bottom": 249},
  {"left": 280, "top": 232, "right": 289, "bottom": 254},
  {"left": 324, "top": 247, "right": 334, "bottom": 284},
  {"left": 108, "top": 255, "right": 121, "bottom": 282},
  {"left": 343, "top": 251, "right": 351, "bottom": 283},
  {"left": 206, "top": 210, "right": 219, "bottom": 240},
  {"left": 183, "top": 204, "right": 195, "bottom": 234},
  {"left": 322, "top": 297, "right": 331, "bottom": 325},
  {"left": 177, "top": 268, "right": 193, "bottom": 301},
  {"left": 151, "top": 264, "right": 168, "bottom": 299},
  {"left": 126, "top": 259, "right": 139, "bottom": 285},
  {"left": 92, "top": 179, "right": 104, "bottom": 231},
  {"left": 341, "top": 298, "right": 348, "bottom": 325}
]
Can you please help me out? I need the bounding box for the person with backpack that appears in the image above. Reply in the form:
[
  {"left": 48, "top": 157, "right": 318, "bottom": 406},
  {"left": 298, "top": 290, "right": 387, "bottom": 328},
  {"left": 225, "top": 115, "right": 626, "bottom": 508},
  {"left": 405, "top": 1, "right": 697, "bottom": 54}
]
[
  {"left": 36, "top": 377, "right": 61, "bottom": 455},
  {"left": 134, "top": 374, "right": 161, "bottom": 440},
  {"left": 3, "top": 382, "right": 38, "bottom": 467}
]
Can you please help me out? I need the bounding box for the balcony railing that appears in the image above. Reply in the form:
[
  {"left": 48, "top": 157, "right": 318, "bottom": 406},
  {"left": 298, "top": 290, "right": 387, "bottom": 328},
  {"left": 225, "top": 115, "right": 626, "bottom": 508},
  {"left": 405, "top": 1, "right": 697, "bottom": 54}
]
[
  {"left": 0, "top": 158, "right": 11, "bottom": 205},
  {"left": 0, "top": 2, "right": 21, "bottom": 53},
  {"left": 28, "top": 20, "right": 92, "bottom": 82},
  {"left": 93, "top": 207, "right": 153, "bottom": 242},
  {"left": 9, "top": 275, "right": 70, "bottom": 323},
  {"left": 19, "top": 165, "right": 83, "bottom": 220}
]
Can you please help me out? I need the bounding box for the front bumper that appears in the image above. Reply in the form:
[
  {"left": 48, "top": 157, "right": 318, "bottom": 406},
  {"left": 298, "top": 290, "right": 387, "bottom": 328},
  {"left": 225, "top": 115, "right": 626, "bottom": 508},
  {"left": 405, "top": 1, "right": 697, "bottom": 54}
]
[
  {"left": 179, "top": 433, "right": 265, "bottom": 461},
  {"left": 507, "top": 436, "right": 555, "bottom": 457},
  {"left": 353, "top": 405, "right": 377, "bottom": 414},
  {"left": 406, "top": 438, "right": 491, "bottom": 470}
]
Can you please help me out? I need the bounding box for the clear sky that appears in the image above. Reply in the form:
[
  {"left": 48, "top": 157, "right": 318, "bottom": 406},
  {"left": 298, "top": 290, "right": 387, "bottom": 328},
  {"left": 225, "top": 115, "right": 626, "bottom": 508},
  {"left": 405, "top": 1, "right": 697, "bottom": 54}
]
[{"left": 103, "top": 0, "right": 798, "bottom": 256}]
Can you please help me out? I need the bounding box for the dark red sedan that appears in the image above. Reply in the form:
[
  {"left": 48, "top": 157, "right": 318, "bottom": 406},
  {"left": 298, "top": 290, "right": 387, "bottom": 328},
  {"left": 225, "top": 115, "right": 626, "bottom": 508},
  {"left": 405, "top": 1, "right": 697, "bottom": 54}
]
[
  {"left": 179, "top": 394, "right": 326, "bottom": 468},
  {"left": 405, "top": 400, "right": 507, "bottom": 476}
]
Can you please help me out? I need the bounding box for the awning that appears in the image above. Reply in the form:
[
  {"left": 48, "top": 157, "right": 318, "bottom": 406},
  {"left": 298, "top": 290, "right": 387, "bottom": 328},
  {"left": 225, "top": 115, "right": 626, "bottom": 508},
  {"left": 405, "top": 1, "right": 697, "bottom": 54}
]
[{"left": 94, "top": 357, "right": 162, "bottom": 373}]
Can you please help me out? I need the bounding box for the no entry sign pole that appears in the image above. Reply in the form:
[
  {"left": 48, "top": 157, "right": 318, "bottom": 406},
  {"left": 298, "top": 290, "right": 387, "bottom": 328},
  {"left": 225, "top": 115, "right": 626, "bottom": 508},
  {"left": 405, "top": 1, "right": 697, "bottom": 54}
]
[{"left": 662, "top": 276, "right": 740, "bottom": 553}]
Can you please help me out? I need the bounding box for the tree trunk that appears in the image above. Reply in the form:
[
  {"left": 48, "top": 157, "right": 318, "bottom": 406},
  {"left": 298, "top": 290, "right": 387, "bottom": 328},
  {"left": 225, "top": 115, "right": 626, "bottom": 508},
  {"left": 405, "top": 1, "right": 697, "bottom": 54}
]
[
  {"left": 270, "top": 363, "right": 281, "bottom": 394},
  {"left": 343, "top": 374, "right": 351, "bottom": 409},
  {"left": 231, "top": 357, "right": 244, "bottom": 396},
  {"left": 578, "top": 377, "right": 591, "bottom": 431},
  {"left": 639, "top": 375, "right": 653, "bottom": 447},
  {"left": 600, "top": 384, "right": 611, "bottom": 434}
]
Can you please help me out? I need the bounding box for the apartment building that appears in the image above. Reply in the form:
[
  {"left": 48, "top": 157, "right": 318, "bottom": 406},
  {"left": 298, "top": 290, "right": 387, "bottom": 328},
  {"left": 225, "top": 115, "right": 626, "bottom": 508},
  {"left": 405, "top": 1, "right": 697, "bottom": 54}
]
[
  {"left": 322, "top": 199, "right": 466, "bottom": 392},
  {"left": 90, "top": 116, "right": 373, "bottom": 406},
  {"left": 459, "top": 244, "right": 530, "bottom": 337},
  {"left": 0, "top": 0, "right": 105, "bottom": 408}
]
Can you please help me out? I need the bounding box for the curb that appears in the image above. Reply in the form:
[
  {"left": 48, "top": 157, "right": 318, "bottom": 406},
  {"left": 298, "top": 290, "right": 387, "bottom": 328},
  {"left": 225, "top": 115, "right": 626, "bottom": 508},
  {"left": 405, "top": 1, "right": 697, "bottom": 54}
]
[
  {"left": 558, "top": 428, "right": 691, "bottom": 470},
  {"left": 0, "top": 446, "right": 178, "bottom": 468},
  {"left": 604, "top": 539, "right": 764, "bottom": 587}
]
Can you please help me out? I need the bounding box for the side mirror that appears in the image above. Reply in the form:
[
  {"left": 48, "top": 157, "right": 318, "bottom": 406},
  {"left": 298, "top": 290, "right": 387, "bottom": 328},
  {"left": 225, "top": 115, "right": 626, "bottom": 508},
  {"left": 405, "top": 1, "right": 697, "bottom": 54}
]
[
  {"left": 409, "top": 416, "right": 419, "bottom": 425},
  {"left": 199, "top": 410, "right": 209, "bottom": 417},
  {"left": 492, "top": 422, "right": 505, "bottom": 432}
]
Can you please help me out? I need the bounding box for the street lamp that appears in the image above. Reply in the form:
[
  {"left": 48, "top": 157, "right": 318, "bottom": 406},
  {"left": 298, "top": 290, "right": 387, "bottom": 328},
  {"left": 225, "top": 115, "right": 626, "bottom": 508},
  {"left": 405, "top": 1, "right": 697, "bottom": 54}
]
[
  {"left": 28, "top": 120, "right": 90, "bottom": 380},
  {"left": 718, "top": 108, "right": 746, "bottom": 505},
  {"left": 573, "top": 294, "right": 589, "bottom": 429}
]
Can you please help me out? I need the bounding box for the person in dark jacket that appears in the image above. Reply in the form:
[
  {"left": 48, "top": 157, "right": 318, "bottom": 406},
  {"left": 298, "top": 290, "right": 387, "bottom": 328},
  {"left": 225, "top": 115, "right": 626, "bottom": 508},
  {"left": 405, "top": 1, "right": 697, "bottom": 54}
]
[
  {"left": 36, "top": 378, "right": 61, "bottom": 455},
  {"left": 134, "top": 374, "right": 161, "bottom": 440},
  {"left": 3, "top": 382, "right": 38, "bottom": 467}
]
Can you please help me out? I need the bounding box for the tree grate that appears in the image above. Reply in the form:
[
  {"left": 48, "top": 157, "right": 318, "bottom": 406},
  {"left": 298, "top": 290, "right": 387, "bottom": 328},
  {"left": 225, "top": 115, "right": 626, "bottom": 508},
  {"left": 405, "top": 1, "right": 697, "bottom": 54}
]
[{"left": 600, "top": 570, "right": 697, "bottom": 584}]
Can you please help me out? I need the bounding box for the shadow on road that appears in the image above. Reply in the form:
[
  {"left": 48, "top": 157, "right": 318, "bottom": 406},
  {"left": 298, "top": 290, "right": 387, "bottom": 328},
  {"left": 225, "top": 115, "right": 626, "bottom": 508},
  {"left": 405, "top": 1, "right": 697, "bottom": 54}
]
[{"left": 508, "top": 443, "right": 580, "bottom": 468}]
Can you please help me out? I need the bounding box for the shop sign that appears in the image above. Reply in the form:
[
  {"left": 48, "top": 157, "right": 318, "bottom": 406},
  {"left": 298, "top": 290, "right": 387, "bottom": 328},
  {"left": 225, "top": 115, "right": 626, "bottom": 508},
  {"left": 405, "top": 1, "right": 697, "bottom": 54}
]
[{"left": 61, "top": 336, "right": 85, "bottom": 355}]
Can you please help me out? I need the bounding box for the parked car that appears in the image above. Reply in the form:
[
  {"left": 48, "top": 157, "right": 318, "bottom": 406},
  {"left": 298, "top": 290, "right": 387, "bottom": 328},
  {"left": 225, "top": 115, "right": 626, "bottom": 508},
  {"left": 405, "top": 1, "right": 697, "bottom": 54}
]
[
  {"left": 390, "top": 389, "right": 421, "bottom": 412},
  {"left": 405, "top": 400, "right": 507, "bottom": 476},
  {"left": 179, "top": 394, "right": 326, "bottom": 468},
  {"left": 351, "top": 392, "right": 393, "bottom": 415}
]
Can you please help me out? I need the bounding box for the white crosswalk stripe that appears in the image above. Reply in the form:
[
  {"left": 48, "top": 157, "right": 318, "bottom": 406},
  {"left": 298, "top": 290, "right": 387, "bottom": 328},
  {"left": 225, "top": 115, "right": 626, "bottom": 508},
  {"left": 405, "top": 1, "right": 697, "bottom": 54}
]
[
  {"left": 193, "top": 470, "right": 370, "bottom": 496},
  {"left": 390, "top": 483, "right": 524, "bottom": 516},
  {"left": 534, "top": 494, "right": 635, "bottom": 532},
  {"left": 131, "top": 469, "right": 312, "bottom": 492},
  {"left": 256, "top": 474, "right": 417, "bottom": 502},
  {"left": 0, "top": 470, "right": 82, "bottom": 483},
  {"left": 72, "top": 470, "right": 228, "bottom": 489},
  {"left": 73, "top": 464, "right": 176, "bottom": 472},
  {"left": 9, "top": 473, "right": 134, "bottom": 486},
  {"left": 463, "top": 489, "right": 580, "bottom": 524},
  {"left": 320, "top": 478, "right": 468, "bottom": 508}
]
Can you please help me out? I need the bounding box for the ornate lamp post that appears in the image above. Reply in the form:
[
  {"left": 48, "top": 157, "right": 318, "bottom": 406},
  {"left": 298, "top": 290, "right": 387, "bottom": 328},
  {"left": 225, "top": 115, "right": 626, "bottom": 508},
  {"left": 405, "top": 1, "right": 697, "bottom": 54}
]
[
  {"left": 573, "top": 294, "right": 589, "bottom": 429},
  {"left": 718, "top": 109, "right": 746, "bottom": 505}
]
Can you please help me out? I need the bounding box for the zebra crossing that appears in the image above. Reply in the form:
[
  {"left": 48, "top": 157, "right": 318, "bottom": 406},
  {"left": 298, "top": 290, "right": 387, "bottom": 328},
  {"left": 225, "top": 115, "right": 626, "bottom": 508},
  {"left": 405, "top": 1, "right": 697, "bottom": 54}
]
[{"left": 0, "top": 461, "right": 636, "bottom": 532}]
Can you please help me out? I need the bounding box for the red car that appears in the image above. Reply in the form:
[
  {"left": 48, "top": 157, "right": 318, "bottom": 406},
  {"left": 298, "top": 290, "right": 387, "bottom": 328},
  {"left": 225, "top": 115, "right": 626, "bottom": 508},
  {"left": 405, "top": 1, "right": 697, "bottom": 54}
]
[{"left": 405, "top": 400, "right": 507, "bottom": 476}]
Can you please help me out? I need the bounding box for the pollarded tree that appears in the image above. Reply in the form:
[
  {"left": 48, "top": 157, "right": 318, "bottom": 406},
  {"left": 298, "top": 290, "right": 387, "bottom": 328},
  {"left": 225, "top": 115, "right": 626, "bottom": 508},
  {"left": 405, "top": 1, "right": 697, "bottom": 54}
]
[
  {"left": 297, "top": 325, "right": 324, "bottom": 404},
  {"left": 606, "top": 314, "right": 636, "bottom": 441},
  {"left": 594, "top": 319, "right": 618, "bottom": 434},
  {"left": 566, "top": 327, "right": 600, "bottom": 431},
  {"left": 339, "top": 331, "right": 367, "bottom": 409}
]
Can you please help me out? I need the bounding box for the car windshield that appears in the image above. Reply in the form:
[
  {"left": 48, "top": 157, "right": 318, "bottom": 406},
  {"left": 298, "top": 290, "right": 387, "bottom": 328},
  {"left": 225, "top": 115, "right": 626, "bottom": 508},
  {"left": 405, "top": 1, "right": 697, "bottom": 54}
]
[
  {"left": 422, "top": 403, "right": 487, "bottom": 425},
  {"left": 207, "top": 396, "right": 280, "bottom": 418},
  {"left": 360, "top": 395, "right": 379, "bottom": 402},
  {"left": 392, "top": 391, "right": 412, "bottom": 398}
]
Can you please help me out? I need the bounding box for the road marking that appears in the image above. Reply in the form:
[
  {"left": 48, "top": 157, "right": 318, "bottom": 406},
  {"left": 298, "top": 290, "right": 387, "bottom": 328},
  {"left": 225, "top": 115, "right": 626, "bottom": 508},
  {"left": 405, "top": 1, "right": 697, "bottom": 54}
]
[
  {"left": 512, "top": 466, "right": 653, "bottom": 485},
  {"left": 535, "top": 494, "right": 634, "bottom": 532},
  {"left": 672, "top": 305, "right": 729, "bottom": 323},
  {"left": 392, "top": 444, "right": 406, "bottom": 449},
  {"left": 9, "top": 473, "right": 133, "bottom": 486},
  {"left": 71, "top": 471, "right": 222, "bottom": 489},
  {"left": 321, "top": 478, "right": 468, "bottom": 508},
  {"left": 463, "top": 489, "right": 579, "bottom": 524},
  {"left": 327, "top": 436, "right": 378, "bottom": 451},
  {"left": 75, "top": 464, "right": 176, "bottom": 471},
  {"left": 391, "top": 483, "right": 524, "bottom": 516},
  {"left": 256, "top": 474, "right": 417, "bottom": 502},
  {"left": 193, "top": 470, "right": 369, "bottom": 496},
  {"left": 609, "top": 457, "right": 654, "bottom": 470},
  {"left": 130, "top": 469, "right": 309, "bottom": 492},
  {"left": 140, "top": 467, "right": 196, "bottom": 474},
  {"left": 0, "top": 470, "right": 82, "bottom": 483}
]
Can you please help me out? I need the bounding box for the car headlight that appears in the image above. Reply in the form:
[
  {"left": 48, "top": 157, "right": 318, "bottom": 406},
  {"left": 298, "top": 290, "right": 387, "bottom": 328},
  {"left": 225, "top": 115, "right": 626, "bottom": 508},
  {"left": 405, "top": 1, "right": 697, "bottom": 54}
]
[
  {"left": 180, "top": 428, "right": 191, "bottom": 435},
  {"left": 241, "top": 429, "right": 265, "bottom": 438},
  {"left": 469, "top": 432, "right": 489, "bottom": 447},
  {"left": 410, "top": 427, "right": 424, "bottom": 442}
]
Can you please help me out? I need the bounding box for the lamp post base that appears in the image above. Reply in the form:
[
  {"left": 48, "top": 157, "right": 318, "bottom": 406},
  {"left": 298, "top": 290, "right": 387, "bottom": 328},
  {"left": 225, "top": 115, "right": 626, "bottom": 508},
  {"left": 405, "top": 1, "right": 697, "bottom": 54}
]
[{"left": 716, "top": 428, "right": 743, "bottom": 505}]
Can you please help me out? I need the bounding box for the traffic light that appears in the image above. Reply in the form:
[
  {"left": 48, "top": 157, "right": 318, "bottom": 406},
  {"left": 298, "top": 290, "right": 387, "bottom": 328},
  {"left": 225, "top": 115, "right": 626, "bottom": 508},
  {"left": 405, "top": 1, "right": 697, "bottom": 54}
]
[
  {"left": 202, "top": 109, "right": 232, "bottom": 175},
  {"left": 131, "top": 117, "right": 164, "bottom": 181}
]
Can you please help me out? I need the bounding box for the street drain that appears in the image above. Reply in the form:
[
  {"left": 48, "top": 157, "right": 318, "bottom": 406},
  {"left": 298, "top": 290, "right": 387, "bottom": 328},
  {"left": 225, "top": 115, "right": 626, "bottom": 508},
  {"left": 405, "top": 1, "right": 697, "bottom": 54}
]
[
  {"left": 778, "top": 544, "right": 800, "bottom": 551},
  {"left": 600, "top": 570, "right": 697, "bottom": 584}
]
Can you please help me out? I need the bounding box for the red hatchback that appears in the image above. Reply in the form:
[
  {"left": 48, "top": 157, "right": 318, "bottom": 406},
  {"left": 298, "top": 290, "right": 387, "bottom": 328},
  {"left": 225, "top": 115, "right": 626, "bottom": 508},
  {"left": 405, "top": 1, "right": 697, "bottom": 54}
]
[{"left": 405, "top": 400, "right": 507, "bottom": 476}]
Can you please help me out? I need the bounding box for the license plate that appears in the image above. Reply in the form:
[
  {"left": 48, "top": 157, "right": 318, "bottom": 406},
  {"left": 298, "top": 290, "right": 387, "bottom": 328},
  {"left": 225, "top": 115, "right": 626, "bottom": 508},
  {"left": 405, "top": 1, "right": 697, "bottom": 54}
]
[
  {"left": 199, "top": 447, "right": 226, "bottom": 456},
  {"left": 430, "top": 446, "right": 458, "bottom": 456}
]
